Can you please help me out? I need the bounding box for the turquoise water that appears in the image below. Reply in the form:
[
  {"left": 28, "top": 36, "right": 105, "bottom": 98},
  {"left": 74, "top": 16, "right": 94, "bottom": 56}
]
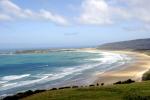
[{"left": 0, "top": 50, "right": 130, "bottom": 96}]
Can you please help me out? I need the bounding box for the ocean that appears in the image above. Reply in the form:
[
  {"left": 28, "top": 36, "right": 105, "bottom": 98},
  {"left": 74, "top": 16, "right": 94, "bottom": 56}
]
[{"left": 0, "top": 49, "right": 131, "bottom": 96}]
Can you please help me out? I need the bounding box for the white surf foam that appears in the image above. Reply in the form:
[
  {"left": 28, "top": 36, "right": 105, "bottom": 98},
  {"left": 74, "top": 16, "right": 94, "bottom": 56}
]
[
  {"left": 1, "top": 74, "right": 30, "bottom": 81},
  {"left": 74, "top": 50, "right": 131, "bottom": 63},
  {"left": 0, "top": 81, "right": 7, "bottom": 84},
  {"left": 0, "top": 63, "right": 102, "bottom": 91}
]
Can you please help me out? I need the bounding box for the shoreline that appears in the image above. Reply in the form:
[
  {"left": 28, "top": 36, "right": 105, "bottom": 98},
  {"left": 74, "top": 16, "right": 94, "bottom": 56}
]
[
  {"left": 93, "top": 50, "right": 150, "bottom": 85},
  {"left": 1, "top": 49, "right": 150, "bottom": 99},
  {"left": 70, "top": 48, "right": 150, "bottom": 84}
]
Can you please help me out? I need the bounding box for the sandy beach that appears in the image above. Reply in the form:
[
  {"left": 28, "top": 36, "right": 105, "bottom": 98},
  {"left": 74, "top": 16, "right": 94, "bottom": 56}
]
[{"left": 94, "top": 50, "right": 150, "bottom": 85}]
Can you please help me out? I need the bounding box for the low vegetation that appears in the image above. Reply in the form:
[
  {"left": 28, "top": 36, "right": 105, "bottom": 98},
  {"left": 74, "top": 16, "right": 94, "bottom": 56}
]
[
  {"left": 3, "top": 90, "right": 46, "bottom": 100},
  {"left": 113, "top": 79, "right": 135, "bottom": 85},
  {"left": 2, "top": 79, "right": 149, "bottom": 100},
  {"left": 142, "top": 70, "right": 150, "bottom": 81},
  {"left": 22, "top": 81, "right": 150, "bottom": 100}
]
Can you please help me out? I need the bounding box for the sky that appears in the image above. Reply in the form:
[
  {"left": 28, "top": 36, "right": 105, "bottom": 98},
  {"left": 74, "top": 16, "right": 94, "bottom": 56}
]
[{"left": 0, "top": 0, "right": 150, "bottom": 49}]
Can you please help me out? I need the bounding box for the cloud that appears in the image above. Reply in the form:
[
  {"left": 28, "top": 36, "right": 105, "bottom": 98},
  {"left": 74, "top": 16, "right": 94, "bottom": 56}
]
[
  {"left": 0, "top": 13, "right": 12, "bottom": 21},
  {"left": 118, "top": 0, "right": 150, "bottom": 24},
  {"left": 78, "top": 0, "right": 112, "bottom": 25},
  {"left": 1, "top": 0, "right": 150, "bottom": 30},
  {"left": 0, "top": 0, "right": 68, "bottom": 25},
  {"left": 78, "top": 0, "right": 150, "bottom": 28},
  {"left": 39, "top": 9, "right": 68, "bottom": 25},
  {"left": 114, "top": 0, "right": 150, "bottom": 31}
]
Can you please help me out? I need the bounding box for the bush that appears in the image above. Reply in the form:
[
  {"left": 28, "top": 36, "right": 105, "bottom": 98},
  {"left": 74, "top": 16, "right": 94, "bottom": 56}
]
[
  {"left": 89, "top": 84, "right": 95, "bottom": 87},
  {"left": 142, "top": 70, "right": 150, "bottom": 81},
  {"left": 101, "top": 83, "right": 104, "bottom": 86},
  {"left": 72, "top": 86, "right": 79, "bottom": 88},
  {"left": 3, "top": 90, "right": 46, "bottom": 100},
  {"left": 96, "top": 83, "right": 99, "bottom": 86},
  {"left": 114, "top": 79, "right": 135, "bottom": 85},
  {"left": 122, "top": 79, "right": 135, "bottom": 84},
  {"left": 3, "top": 95, "right": 18, "bottom": 100},
  {"left": 58, "top": 86, "right": 71, "bottom": 90},
  {"left": 114, "top": 81, "right": 122, "bottom": 84},
  {"left": 50, "top": 88, "right": 57, "bottom": 90},
  {"left": 34, "top": 90, "right": 46, "bottom": 94}
]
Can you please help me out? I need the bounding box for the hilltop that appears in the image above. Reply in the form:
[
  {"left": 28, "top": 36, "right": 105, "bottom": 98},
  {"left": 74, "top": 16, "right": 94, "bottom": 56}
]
[{"left": 98, "top": 38, "right": 150, "bottom": 50}]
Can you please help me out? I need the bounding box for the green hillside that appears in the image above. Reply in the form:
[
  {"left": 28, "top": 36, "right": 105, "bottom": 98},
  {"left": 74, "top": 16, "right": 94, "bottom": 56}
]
[{"left": 22, "top": 81, "right": 150, "bottom": 100}]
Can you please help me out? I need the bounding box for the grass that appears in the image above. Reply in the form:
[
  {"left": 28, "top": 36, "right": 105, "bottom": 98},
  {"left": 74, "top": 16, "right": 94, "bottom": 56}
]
[{"left": 22, "top": 81, "right": 150, "bottom": 100}]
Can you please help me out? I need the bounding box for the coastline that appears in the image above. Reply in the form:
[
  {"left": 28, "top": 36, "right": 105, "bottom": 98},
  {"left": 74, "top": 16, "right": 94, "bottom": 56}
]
[
  {"left": 93, "top": 50, "right": 150, "bottom": 85},
  {"left": 1, "top": 48, "right": 150, "bottom": 99}
]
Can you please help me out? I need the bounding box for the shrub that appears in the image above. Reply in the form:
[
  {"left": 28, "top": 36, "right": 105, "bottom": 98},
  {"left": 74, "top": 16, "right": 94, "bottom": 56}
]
[
  {"left": 58, "top": 86, "right": 71, "bottom": 90},
  {"left": 122, "top": 79, "right": 135, "bottom": 84},
  {"left": 3, "top": 90, "right": 34, "bottom": 100},
  {"left": 34, "top": 90, "right": 46, "bottom": 94},
  {"left": 114, "top": 81, "right": 122, "bottom": 85},
  {"left": 114, "top": 79, "right": 135, "bottom": 85},
  {"left": 96, "top": 83, "right": 99, "bottom": 86},
  {"left": 101, "top": 83, "right": 104, "bottom": 86},
  {"left": 3, "top": 95, "right": 18, "bottom": 100},
  {"left": 142, "top": 70, "right": 150, "bottom": 81},
  {"left": 89, "top": 84, "right": 95, "bottom": 87},
  {"left": 72, "top": 86, "right": 79, "bottom": 88},
  {"left": 50, "top": 88, "right": 57, "bottom": 90}
]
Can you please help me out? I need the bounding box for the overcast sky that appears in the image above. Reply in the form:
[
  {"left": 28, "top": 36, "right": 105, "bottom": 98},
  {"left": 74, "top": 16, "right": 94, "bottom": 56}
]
[{"left": 0, "top": 0, "right": 150, "bottom": 49}]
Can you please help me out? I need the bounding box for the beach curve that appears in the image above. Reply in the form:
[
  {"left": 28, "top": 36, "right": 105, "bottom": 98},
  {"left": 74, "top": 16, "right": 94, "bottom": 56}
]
[{"left": 93, "top": 50, "right": 150, "bottom": 85}]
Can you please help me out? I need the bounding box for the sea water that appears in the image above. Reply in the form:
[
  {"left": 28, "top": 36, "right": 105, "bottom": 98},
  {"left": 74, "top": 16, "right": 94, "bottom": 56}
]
[{"left": 0, "top": 49, "right": 131, "bottom": 96}]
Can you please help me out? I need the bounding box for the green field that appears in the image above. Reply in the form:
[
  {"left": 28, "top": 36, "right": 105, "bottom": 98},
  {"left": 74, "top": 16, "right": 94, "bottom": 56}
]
[{"left": 22, "top": 81, "right": 150, "bottom": 100}]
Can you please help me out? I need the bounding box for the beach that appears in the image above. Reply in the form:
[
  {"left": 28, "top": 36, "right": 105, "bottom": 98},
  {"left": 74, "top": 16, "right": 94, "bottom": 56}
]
[
  {"left": 2, "top": 49, "right": 150, "bottom": 99},
  {"left": 1, "top": 48, "right": 150, "bottom": 97},
  {"left": 94, "top": 50, "right": 150, "bottom": 85}
]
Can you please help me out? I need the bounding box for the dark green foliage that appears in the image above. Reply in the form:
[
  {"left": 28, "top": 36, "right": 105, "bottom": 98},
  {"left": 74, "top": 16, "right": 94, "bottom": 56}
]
[
  {"left": 3, "top": 95, "right": 18, "bottom": 100},
  {"left": 96, "top": 83, "right": 99, "bottom": 86},
  {"left": 72, "top": 86, "right": 79, "bottom": 88},
  {"left": 3, "top": 90, "right": 33, "bottom": 100},
  {"left": 114, "top": 79, "right": 135, "bottom": 85},
  {"left": 3, "top": 90, "right": 46, "bottom": 100},
  {"left": 114, "top": 81, "right": 122, "bottom": 84},
  {"left": 89, "top": 84, "right": 95, "bottom": 87},
  {"left": 142, "top": 70, "right": 150, "bottom": 81},
  {"left": 101, "top": 83, "right": 104, "bottom": 86},
  {"left": 58, "top": 86, "right": 71, "bottom": 90},
  {"left": 34, "top": 90, "right": 46, "bottom": 94},
  {"left": 50, "top": 88, "right": 57, "bottom": 90}
]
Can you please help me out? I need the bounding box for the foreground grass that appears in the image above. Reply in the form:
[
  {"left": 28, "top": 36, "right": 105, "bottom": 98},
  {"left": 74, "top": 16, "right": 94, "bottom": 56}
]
[{"left": 22, "top": 81, "right": 150, "bottom": 100}]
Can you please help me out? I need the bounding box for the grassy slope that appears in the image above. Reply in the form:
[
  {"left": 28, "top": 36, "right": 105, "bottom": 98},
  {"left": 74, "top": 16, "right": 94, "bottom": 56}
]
[{"left": 22, "top": 81, "right": 150, "bottom": 100}]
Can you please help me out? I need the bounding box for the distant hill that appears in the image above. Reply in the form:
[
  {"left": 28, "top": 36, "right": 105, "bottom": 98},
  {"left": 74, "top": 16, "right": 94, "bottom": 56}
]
[{"left": 98, "top": 38, "right": 150, "bottom": 50}]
